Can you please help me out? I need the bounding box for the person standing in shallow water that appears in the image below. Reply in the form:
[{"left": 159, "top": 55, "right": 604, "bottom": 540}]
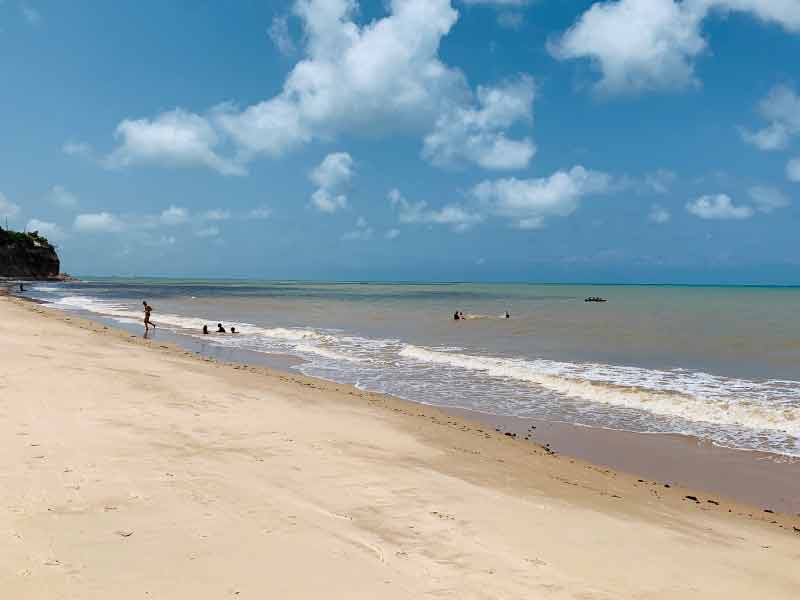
[{"left": 143, "top": 301, "right": 155, "bottom": 332}]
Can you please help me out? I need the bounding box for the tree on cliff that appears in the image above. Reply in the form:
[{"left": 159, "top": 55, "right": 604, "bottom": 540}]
[{"left": 0, "top": 227, "right": 61, "bottom": 278}]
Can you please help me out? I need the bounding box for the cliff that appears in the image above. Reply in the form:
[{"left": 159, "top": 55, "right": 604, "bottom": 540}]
[{"left": 0, "top": 228, "right": 61, "bottom": 279}]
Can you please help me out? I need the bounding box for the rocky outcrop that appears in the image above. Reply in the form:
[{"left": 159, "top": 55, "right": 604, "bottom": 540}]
[{"left": 0, "top": 229, "right": 61, "bottom": 279}]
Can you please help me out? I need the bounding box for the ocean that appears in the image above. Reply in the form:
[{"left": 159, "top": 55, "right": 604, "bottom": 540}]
[{"left": 26, "top": 279, "right": 800, "bottom": 457}]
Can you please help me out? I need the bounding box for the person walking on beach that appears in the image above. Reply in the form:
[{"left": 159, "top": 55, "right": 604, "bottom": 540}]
[{"left": 143, "top": 301, "right": 155, "bottom": 331}]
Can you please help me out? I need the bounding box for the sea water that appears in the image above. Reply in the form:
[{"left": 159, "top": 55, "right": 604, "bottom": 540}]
[{"left": 27, "top": 280, "right": 800, "bottom": 456}]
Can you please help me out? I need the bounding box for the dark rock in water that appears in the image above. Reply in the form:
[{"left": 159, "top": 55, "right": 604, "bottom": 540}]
[
  {"left": 707, "top": 500, "right": 720, "bottom": 505},
  {"left": 685, "top": 495, "right": 700, "bottom": 503},
  {"left": 764, "top": 509, "right": 774, "bottom": 514},
  {"left": 0, "top": 228, "right": 60, "bottom": 279},
  {"left": 663, "top": 484, "right": 671, "bottom": 488}
]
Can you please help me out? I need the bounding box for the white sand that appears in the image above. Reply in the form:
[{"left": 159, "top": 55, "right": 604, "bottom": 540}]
[{"left": 2, "top": 296, "right": 798, "bottom": 599}]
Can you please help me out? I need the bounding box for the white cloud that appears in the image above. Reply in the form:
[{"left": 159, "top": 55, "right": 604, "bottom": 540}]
[
  {"left": 62, "top": 141, "right": 92, "bottom": 158},
  {"left": 550, "top": 0, "right": 800, "bottom": 95},
  {"left": 311, "top": 189, "right": 349, "bottom": 213},
  {"left": 310, "top": 152, "right": 354, "bottom": 189},
  {"left": 102, "top": 1, "right": 534, "bottom": 173},
  {"left": 106, "top": 109, "right": 246, "bottom": 176},
  {"left": 269, "top": 14, "right": 296, "bottom": 56},
  {"left": 549, "top": 0, "right": 706, "bottom": 94},
  {"left": 423, "top": 76, "right": 536, "bottom": 170},
  {"left": 74, "top": 212, "right": 125, "bottom": 233},
  {"left": 385, "top": 228, "right": 401, "bottom": 239},
  {"left": 748, "top": 185, "right": 790, "bottom": 213},
  {"left": 0, "top": 192, "right": 21, "bottom": 219},
  {"left": 310, "top": 152, "right": 354, "bottom": 213},
  {"left": 741, "top": 84, "right": 800, "bottom": 150},
  {"left": 48, "top": 185, "right": 79, "bottom": 209},
  {"left": 159, "top": 205, "right": 190, "bottom": 226},
  {"left": 788, "top": 157, "right": 800, "bottom": 182},
  {"left": 649, "top": 204, "right": 671, "bottom": 223},
  {"left": 686, "top": 194, "right": 754, "bottom": 220},
  {"left": 248, "top": 206, "right": 272, "bottom": 219},
  {"left": 215, "top": 0, "right": 465, "bottom": 159},
  {"left": 26, "top": 219, "right": 66, "bottom": 242},
  {"left": 701, "top": 0, "right": 800, "bottom": 31},
  {"left": 471, "top": 166, "right": 612, "bottom": 228},
  {"left": 342, "top": 216, "right": 374, "bottom": 240},
  {"left": 389, "top": 188, "right": 483, "bottom": 232}
]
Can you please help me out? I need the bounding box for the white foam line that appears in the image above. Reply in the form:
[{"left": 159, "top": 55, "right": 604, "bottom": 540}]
[{"left": 398, "top": 345, "right": 800, "bottom": 436}]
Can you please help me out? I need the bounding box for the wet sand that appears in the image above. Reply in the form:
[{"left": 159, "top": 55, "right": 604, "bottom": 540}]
[
  {"left": 59, "top": 293, "right": 800, "bottom": 515},
  {"left": 448, "top": 409, "right": 800, "bottom": 514},
  {"left": 2, "top": 296, "right": 800, "bottom": 599}
]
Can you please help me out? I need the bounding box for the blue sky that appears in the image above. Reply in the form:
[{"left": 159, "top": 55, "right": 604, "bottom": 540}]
[{"left": 1, "top": 0, "right": 799, "bottom": 283}]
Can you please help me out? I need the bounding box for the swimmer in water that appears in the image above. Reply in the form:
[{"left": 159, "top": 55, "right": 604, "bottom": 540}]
[
  {"left": 203, "top": 325, "right": 209, "bottom": 335},
  {"left": 453, "top": 311, "right": 460, "bottom": 321},
  {"left": 231, "top": 327, "right": 238, "bottom": 334},
  {"left": 217, "top": 323, "right": 226, "bottom": 333}
]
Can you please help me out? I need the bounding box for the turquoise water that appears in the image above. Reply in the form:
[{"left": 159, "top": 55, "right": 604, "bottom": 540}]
[{"left": 27, "top": 279, "right": 800, "bottom": 456}]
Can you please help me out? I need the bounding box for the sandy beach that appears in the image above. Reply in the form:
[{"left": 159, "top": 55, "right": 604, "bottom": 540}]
[{"left": 2, "top": 295, "right": 799, "bottom": 599}]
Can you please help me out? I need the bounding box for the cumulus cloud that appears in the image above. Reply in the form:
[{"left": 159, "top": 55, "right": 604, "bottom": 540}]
[
  {"left": 74, "top": 212, "right": 126, "bottom": 233},
  {"left": 214, "top": 0, "right": 465, "bottom": 160},
  {"left": 788, "top": 157, "right": 800, "bottom": 181},
  {"left": 310, "top": 152, "right": 354, "bottom": 213},
  {"left": 389, "top": 188, "right": 483, "bottom": 232},
  {"left": 103, "top": 1, "right": 533, "bottom": 174},
  {"left": 550, "top": 0, "right": 800, "bottom": 95},
  {"left": 26, "top": 219, "right": 66, "bottom": 242},
  {"left": 106, "top": 109, "right": 246, "bottom": 176},
  {"left": 269, "top": 14, "right": 296, "bottom": 56},
  {"left": 0, "top": 192, "right": 21, "bottom": 219},
  {"left": 748, "top": 185, "right": 790, "bottom": 213},
  {"left": 310, "top": 152, "right": 354, "bottom": 189},
  {"left": 648, "top": 204, "right": 671, "bottom": 223},
  {"left": 685, "top": 194, "right": 754, "bottom": 219},
  {"left": 423, "top": 75, "right": 536, "bottom": 170},
  {"left": 741, "top": 84, "right": 800, "bottom": 150},
  {"left": 385, "top": 228, "right": 401, "bottom": 239},
  {"left": 471, "top": 165, "right": 612, "bottom": 228}
]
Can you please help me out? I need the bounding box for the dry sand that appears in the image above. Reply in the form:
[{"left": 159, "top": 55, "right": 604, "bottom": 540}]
[{"left": 1, "top": 296, "right": 799, "bottom": 599}]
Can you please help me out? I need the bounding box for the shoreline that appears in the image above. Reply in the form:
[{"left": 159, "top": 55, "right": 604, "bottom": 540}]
[
  {"left": 3, "top": 295, "right": 800, "bottom": 597},
  {"left": 22, "top": 292, "right": 800, "bottom": 515}
]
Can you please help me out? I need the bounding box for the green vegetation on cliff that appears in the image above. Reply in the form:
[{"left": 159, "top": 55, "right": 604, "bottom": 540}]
[
  {"left": 0, "top": 228, "right": 52, "bottom": 248},
  {"left": 0, "top": 227, "right": 61, "bottom": 278}
]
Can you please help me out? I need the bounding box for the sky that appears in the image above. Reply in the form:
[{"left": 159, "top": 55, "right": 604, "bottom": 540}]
[{"left": 1, "top": 0, "right": 799, "bottom": 283}]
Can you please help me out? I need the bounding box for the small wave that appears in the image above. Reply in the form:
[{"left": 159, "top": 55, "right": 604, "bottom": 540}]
[
  {"left": 49, "top": 295, "right": 363, "bottom": 363},
  {"left": 399, "top": 345, "right": 800, "bottom": 436}
]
